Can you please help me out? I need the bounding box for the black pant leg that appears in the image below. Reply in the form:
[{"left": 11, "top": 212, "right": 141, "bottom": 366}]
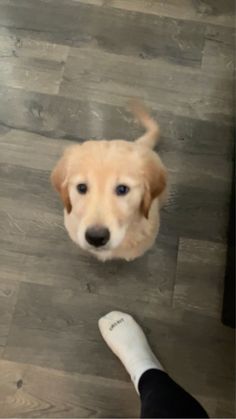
[{"left": 138, "top": 369, "right": 209, "bottom": 418}]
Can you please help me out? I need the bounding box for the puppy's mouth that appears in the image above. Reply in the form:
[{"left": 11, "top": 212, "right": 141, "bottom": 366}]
[
  {"left": 89, "top": 245, "right": 110, "bottom": 252},
  {"left": 81, "top": 241, "right": 112, "bottom": 257}
]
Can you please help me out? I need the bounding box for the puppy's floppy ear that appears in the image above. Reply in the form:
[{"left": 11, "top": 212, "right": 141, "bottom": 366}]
[
  {"left": 141, "top": 154, "right": 167, "bottom": 219},
  {"left": 51, "top": 154, "right": 72, "bottom": 214}
]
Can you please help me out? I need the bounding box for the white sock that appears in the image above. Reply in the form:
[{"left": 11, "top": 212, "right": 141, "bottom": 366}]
[{"left": 98, "top": 311, "right": 164, "bottom": 393}]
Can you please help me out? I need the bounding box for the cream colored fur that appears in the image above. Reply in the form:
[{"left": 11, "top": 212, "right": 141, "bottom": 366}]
[{"left": 51, "top": 102, "right": 167, "bottom": 261}]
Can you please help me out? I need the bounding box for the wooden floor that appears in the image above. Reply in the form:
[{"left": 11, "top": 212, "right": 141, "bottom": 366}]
[{"left": 0, "top": 1, "right": 235, "bottom": 417}]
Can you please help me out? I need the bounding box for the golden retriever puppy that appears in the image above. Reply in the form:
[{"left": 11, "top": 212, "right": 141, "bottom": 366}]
[{"left": 51, "top": 102, "right": 167, "bottom": 261}]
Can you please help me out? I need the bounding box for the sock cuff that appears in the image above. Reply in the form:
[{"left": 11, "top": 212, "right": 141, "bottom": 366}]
[{"left": 131, "top": 362, "right": 164, "bottom": 394}]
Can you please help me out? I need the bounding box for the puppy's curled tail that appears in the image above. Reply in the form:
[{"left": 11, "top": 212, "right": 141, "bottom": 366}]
[{"left": 129, "top": 100, "right": 160, "bottom": 149}]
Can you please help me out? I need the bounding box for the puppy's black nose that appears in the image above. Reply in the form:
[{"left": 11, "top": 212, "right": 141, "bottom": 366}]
[{"left": 85, "top": 226, "right": 110, "bottom": 248}]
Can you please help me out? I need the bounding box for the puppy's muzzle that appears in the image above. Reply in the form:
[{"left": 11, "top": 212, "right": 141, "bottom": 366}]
[{"left": 85, "top": 226, "right": 110, "bottom": 248}]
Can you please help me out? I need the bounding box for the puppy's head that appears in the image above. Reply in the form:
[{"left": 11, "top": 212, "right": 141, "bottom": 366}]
[{"left": 51, "top": 141, "right": 167, "bottom": 253}]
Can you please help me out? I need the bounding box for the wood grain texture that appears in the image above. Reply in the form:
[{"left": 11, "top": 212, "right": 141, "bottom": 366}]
[
  {"left": 0, "top": 0, "right": 235, "bottom": 417},
  {"left": 3, "top": 282, "right": 175, "bottom": 379},
  {"left": 2, "top": 283, "right": 234, "bottom": 418},
  {"left": 0, "top": 279, "right": 19, "bottom": 356},
  {"left": 174, "top": 238, "right": 227, "bottom": 317},
  {"left": 60, "top": 45, "right": 233, "bottom": 122},
  {"left": 0, "top": 35, "right": 69, "bottom": 94},
  {"left": 0, "top": 360, "right": 139, "bottom": 418},
  {"left": 76, "top": 0, "right": 235, "bottom": 28},
  {"left": 0, "top": 88, "right": 234, "bottom": 153},
  {"left": 161, "top": 163, "right": 232, "bottom": 242},
  {"left": 0, "top": 1, "right": 205, "bottom": 65}
]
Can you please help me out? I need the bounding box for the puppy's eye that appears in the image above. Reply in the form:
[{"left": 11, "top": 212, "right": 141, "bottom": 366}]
[
  {"left": 115, "top": 184, "right": 130, "bottom": 196},
  {"left": 76, "top": 183, "right": 88, "bottom": 194}
]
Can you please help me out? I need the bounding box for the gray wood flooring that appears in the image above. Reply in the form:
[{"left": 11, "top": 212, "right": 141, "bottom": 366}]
[{"left": 0, "top": 1, "right": 235, "bottom": 417}]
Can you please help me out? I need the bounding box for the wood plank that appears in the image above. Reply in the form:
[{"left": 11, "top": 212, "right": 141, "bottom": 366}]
[
  {"left": 76, "top": 0, "right": 235, "bottom": 28},
  {"left": 0, "top": 279, "right": 19, "bottom": 356},
  {"left": 0, "top": 129, "right": 68, "bottom": 170},
  {"left": 0, "top": 229, "right": 177, "bottom": 306},
  {"left": 2, "top": 283, "right": 234, "bottom": 417},
  {"left": 146, "top": 310, "right": 235, "bottom": 407},
  {"left": 202, "top": 24, "right": 235, "bottom": 78},
  {"left": 0, "top": 359, "right": 139, "bottom": 418},
  {"left": 60, "top": 45, "right": 233, "bottom": 122},
  {"left": 2, "top": 282, "right": 177, "bottom": 379},
  {"left": 0, "top": 89, "right": 234, "bottom": 156},
  {"left": 173, "top": 238, "right": 227, "bottom": 318},
  {"left": 215, "top": 399, "right": 236, "bottom": 419},
  {"left": 160, "top": 156, "right": 232, "bottom": 242},
  {"left": 0, "top": 35, "right": 69, "bottom": 94},
  {"left": 0, "top": 1, "right": 205, "bottom": 65}
]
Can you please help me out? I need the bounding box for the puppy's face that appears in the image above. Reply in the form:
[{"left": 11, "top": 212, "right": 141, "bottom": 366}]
[{"left": 51, "top": 140, "right": 166, "bottom": 254}]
